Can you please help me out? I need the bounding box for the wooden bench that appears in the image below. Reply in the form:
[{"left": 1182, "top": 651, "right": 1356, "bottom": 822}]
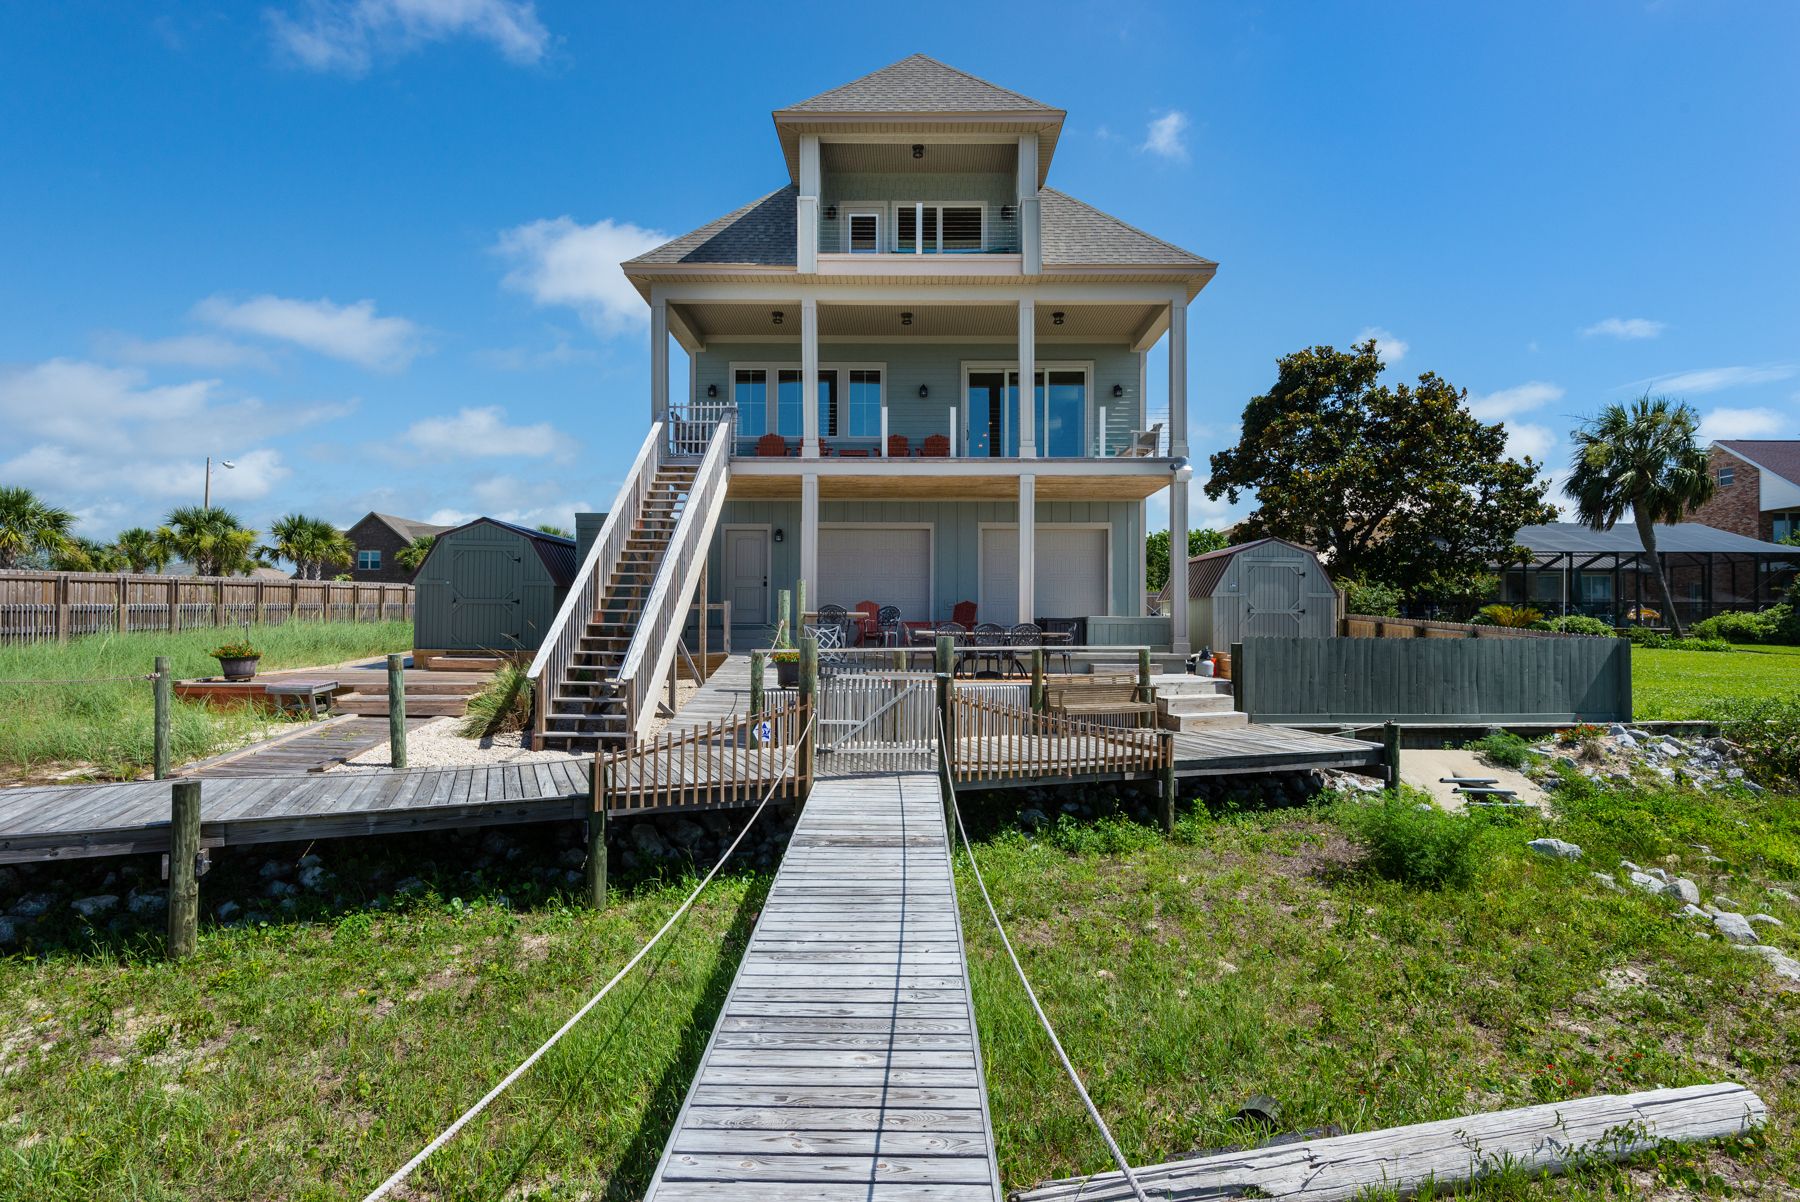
[
  {"left": 1045, "top": 674, "right": 1158, "bottom": 728},
  {"left": 264, "top": 679, "right": 340, "bottom": 718}
]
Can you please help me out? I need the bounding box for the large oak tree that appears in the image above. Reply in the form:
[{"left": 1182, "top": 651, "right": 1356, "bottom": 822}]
[{"left": 1205, "top": 341, "right": 1556, "bottom": 602}]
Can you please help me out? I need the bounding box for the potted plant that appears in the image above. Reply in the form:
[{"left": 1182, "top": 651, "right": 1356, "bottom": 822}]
[
  {"left": 209, "top": 640, "right": 262, "bottom": 681},
  {"left": 769, "top": 648, "right": 800, "bottom": 689}
]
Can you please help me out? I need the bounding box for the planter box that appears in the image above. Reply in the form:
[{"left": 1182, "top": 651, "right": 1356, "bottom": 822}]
[
  {"left": 773, "top": 659, "right": 799, "bottom": 689},
  {"left": 215, "top": 656, "right": 261, "bottom": 681}
]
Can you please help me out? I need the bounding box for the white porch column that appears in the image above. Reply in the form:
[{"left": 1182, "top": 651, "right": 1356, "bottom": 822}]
[
  {"left": 1018, "top": 473, "right": 1037, "bottom": 625},
  {"left": 1017, "top": 298, "right": 1036, "bottom": 458},
  {"left": 650, "top": 296, "right": 670, "bottom": 423},
  {"left": 797, "top": 135, "right": 820, "bottom": 274},
  {"left": 1168, "top": 296, "right": 1191, "bottom": 655},
  {"left": 801, "top": 297, "right": 820, "bottom": 458},
  {"left": 1016, "top": 135, "right": 1041, "bottom": 275},
  {"left": 1168, "top": 297, "right": 1189, "bottom": 458},
  {"left": 800, "top": 472, "right": 820, "bottom": 613}
]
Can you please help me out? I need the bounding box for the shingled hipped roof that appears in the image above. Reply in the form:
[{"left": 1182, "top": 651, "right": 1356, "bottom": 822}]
[{"left": 778, "top": 54, "right": 1060, "bottom": 115}]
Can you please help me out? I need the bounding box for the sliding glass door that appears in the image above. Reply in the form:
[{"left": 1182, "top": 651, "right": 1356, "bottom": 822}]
[{"left": 963, "top": 366, "right": 1090, "bottom": 457}]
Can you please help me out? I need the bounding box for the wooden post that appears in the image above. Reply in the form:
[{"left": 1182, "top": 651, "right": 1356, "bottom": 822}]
[
  {"left": 1229, "top": 641, "right": 1245, "bottom": 709},
  {"left": 1383, "top": 721, "right": 1402, "bottom": 788},
  {"left": 116, "top": 574, "right": 128, "bottom": 633},
  {"left": 387, "top": 654, "right": 408, "bottom": 769},
  {"left": 586, "top": 761, "right": 607, "bottom": 909},
  {"left": 749, "top": 650, "right": 765, "bottom": 747},
  {"left": 54, "top": 573, "right": 68, "bottom": 644},
  {"left": 1030, "top": 647, "right": 1046, "bottom": 712},
  {"left": 698, "top": 563, "right": 709, "bottom": 681},
  {"left": 212, "top": 578, "right": 224, "bottom": 628},
  {"left": 153, "top": 656, "right": 172, "bottom": 780},
  {"left": 167, "top": 578, "right": 179, "bottom": 632},
  {"left": 1160, "top": 730, "right": 1177, "bottom": 834},
  {"left": 1137, "top": 647, "right": 1153, "bottom": 703},
  {"left": 777, "top": 589, "right": 791, "bottom": 647},
  {"left": 253, "top": 580, "right": 266, "bottom": 625},
  {"left": 168, "top": 780, "right": 201, "bottom": 959},
  {"left": 935, "top": 634, "right": 957, "bottom": 828},
  {"left": 798, "top": 635, "right": 818, "bottom": 786}
]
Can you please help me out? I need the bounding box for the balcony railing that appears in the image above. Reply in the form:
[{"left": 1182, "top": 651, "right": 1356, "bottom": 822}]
[{"left": 706, "top": 405, "right": 1168, "bottom": 460}]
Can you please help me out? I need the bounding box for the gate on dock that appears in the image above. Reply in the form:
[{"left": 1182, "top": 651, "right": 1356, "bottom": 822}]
[{"left": 814, "top": 670, "right": 936, "bottom": 776}]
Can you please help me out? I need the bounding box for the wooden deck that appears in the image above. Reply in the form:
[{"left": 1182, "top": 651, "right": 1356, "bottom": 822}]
[
  {"left": 642, "top": 773, "right": 1002, "bottom": 1201},
  {"left": 178, "top": 714, "right": 436, "bottom": 778}
]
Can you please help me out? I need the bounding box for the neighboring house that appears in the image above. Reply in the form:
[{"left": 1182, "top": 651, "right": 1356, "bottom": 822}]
[
  {"left": 621, "top": 54, "right": 1214, "bottom": 651},
  {"left": 1687, "top": 440, "right": 1800, "bottom": 544},
  {"left": 343, "top": 513, "right": 455, "bottom": 583}
]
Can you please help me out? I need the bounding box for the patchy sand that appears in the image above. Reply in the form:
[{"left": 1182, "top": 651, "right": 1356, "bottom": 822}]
[
  {"left": 327, "top": 717, "right": 583, "bottom": 773},
  {"left": 1401, "top": 747, "right": 1547, "bottom": 812}
]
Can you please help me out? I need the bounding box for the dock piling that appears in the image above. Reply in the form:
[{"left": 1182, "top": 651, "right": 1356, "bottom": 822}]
[
  {"left": 153, "top": 656, "right": 171, "bottom": 780},
  {"left": 168, "top": 779, "right": 201, "bottom": 958},
  {"left": 387, "top": 654, "right": 408, "bottom": 769}
]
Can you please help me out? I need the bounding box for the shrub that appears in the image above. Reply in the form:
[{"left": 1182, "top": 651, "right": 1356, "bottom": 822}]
[
  {"left": 459, "top": 664, "right": 533, "bottom": 738},
  {"left": 1344, "top": 578, "right": 1402, "bottom": 618},
  {"left": 1472, "top": 604, "right": 1542, "bottom": 628},
  {"left": 1336, "top": 791, "right": 1486, "bottom": 888},
  {"left": 1623, "top": 627, "right": 1733, "bottom": 652},
  {"left": 1718, "top": 695, "right": 1800, "bottom": 792},
  {"left": 1532, "top": 614, "right": 1615, "bottom": 638},
  {"left": 207, "top": 641, "right": 261, "bottom": 660},
  {"left": 1691, "top": 604, "right": 1800, "bottom": 645},
  {"left": 1468, "top": 731, "right": 1535, "bottom": 770}
]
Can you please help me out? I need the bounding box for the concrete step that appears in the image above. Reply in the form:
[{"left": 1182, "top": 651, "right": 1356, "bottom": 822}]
[
  {"left": 1150, "top": 673, "right": 1233, "bottom": 698},
  {"left": 1160, "top": 693, "right": 1236, "bottom": 716},
  {"left": 335, "top": 693, "right": 470, "bottom": 717},
  {"left": 1159, "top": 709, "right": 1249, "bottom": 732}
]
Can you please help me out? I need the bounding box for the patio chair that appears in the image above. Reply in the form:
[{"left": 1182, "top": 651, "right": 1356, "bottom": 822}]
[
  {"left": 817, "top": 603, "right": 851, "bottom": 648},
  {"left": 1038, "top": 617, "right": 1079, "bottom": 674},
  {"left": 919, "top": 433, "right": 951, "bottom": 458},
  {"left": 1006, "top": 622, "right": 1042, "bottom": 677},
  {"left": 952, "top": 600, "right": 977, "bottom": 628},
  {"left": 755, "top": 433, "right": 789, "bottom": 457},
  {"left": 852, "top": 600, "right": 880, "bottom": 646},
  {"left": 887, "top": 434, "right": 911, "bottom": 458},
  {"left": 804, "top": 622, "right": 847, "bottom": 673},
  {"left": 876, "top": 604, "right": 902, "bottom": 648},
  {"left": 1116, "top": 423, "right": 1164, "bottom": 457},
  {"left": 971, "top": 623, "right": 1008, "bottom": 677}
]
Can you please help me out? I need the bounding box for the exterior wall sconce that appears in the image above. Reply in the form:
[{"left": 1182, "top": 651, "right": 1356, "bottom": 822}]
[
  {"left": 918, "top": 384, "right": 929, "bottom": 399},
  {"left": 900, "top": 311, "right": 913, "bottom": 326},
  {"left": 823, "top": 204, "right": 837, "bottom": 220},
  {"left": 706, "top": 383, "right": 719, "bottom": 398},
  {"left": 1112, "top": 384, "right": 1124, "bottom": 398},
  {"left": 911, "top": 144, "right": 923, "bottom": 159},
  {"left": 772, "top": 310, "right": 784, "bottom": 325},
  {"left": 1000, "top": 204, "right": 1015, "bottom": 220},
  {"left": 1052, "top": 311, "right": 1065, "bottom": 325},
  {"left": 773, "top": 528, "right": 785, "bottom": 543}
]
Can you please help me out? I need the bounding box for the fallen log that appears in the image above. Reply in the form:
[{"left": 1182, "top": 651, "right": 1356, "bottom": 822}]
[{"left": 1013, "top": 1082, "right": 1765, "bottom": 1201}]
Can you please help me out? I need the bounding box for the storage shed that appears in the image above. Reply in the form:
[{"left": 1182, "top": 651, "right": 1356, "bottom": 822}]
[
  {"left": 413, "top": 519, "right": 578, "bottom": 658},
  {"left": 1163, "top": 537, "right": 1338, "bottom": 652}
]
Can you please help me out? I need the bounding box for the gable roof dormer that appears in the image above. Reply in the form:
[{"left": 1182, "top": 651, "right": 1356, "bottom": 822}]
[{"left": 772, "top": 54, "right": 1066, "bottom": 186}]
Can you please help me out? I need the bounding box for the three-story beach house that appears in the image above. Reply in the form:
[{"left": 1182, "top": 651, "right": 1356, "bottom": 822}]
[{"left": 530, "top": 55, "right": 1214, "bottom": 747}]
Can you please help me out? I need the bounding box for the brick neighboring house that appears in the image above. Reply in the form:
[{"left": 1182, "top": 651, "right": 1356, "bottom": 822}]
[
  {"left": 1687, "top": 441, "right": 1800, "bottom": 543},
  {"left": 343, "top": 513, "right": 454, "bottom": 583}
]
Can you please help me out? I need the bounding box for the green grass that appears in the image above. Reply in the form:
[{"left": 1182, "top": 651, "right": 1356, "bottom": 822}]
[
  {"left": 958, "top": 782, "right": 1800, "bottom": 1195},
  {"left": 0, "top": 621, "right": 413, "bottom": 779},
  {"left": 1633, "top": 642, "right": 1800, "bottom": 719},
  {"left": 0, "top": 856, "right": 766, "bottom": 1201}
]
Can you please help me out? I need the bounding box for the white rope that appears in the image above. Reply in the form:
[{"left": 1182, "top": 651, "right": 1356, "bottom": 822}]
[
  {"left": 936, "top": 711, "right": 1157, "bottom": 1202},
  {"left": 360, "top": 723, "right": 810, "bottom": 1202}
]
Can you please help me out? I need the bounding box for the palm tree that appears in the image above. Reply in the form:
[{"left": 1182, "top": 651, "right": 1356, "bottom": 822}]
[
  {"left": 395, "top": 535, "right": 436, "bottom": 575},
  {"left": 113, "top": 527, "right": 171, "bottom": 574},
  {"left": 0, "top": 485, "right": 75, "bottom": 569},
  {"left": 53, "top": 537, "right": 129, "bottom": 572},
  {"left": 157, "top": 505, "right": 260, "bottom": 578},
  {"left": 263, "top": 514, "right": 355, "bottom": 579},
  {"left": 1565, "top": 395, "right": 1714, "bottom": 636}
]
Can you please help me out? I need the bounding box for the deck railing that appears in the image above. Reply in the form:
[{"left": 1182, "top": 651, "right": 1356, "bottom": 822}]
[
  {"left": 598, "top": 697, "right": 811, "bottom": 812},
  {"left": 948, "top": 690, "right": 1169, "bottom": 785},
  {"left": 527, "top": 422, "right": 664, "bottom": 740},
  {"left": 616, "top": 417, "right": 735, "bottom": 742}
]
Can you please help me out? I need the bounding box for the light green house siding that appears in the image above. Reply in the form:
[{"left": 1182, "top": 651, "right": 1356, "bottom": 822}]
[
  {"left": 694, "top": 341, "right": 1144, "bottom": 455},
  {"left": 817, "top": 171, "right": 1020, "bottom": 254},
  {"left": 706, "top": 497, "right": 1144, "bottom": 623}
]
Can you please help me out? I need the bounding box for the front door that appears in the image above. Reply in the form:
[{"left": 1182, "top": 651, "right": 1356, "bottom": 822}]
[{"left": 724, "top": 528, "right": 769, "bottom": 623}]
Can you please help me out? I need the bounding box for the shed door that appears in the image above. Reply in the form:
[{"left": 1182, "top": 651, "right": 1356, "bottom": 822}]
[
  {"left": 819, "top": 527, "right": 930, "bottom": 624},
  {"left": 448, "top": 542, "right": 524, "bottom": 647},
  {"left": 1241, "top": 558, "right": 1305, "bottom": 637}
]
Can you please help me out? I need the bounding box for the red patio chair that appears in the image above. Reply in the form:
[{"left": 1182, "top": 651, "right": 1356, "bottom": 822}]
[
  {"left": 919, "top": 434, "right": 950, "bottom": 458},
  {"left": 952, "top": 600, "right": 977, "bottom": 627},
  {"left": 755, "top": 433, "right": 789, "bottom": 457},
  {"left": 852, "top": 601, "right": 879, "bottom": 645},
  {"left": 887, "top": 434, "right": 911, "bottom": 458}
]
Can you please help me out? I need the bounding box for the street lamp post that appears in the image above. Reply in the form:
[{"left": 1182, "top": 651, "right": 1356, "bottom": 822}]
[{"left": 204, "top": 457, "right": 236, "bottom": 508}]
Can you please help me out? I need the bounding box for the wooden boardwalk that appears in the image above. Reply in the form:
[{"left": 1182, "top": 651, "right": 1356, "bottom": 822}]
[
  {"left": 643, "top": 773, "right": 1001, "bottom": 1201},
  {"left": 178, "top": 715, "right": 436, "bottom": 778}
]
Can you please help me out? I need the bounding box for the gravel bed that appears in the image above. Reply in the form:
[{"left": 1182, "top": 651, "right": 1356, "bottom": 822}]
[{"left": 328, "top": 717, "right": 583, "bottom": 772}]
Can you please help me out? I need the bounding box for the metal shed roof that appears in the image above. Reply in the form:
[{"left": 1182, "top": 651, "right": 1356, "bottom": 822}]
[
  {"left": 1161, "top": 537, "right": 1324, "bottom": 601},
  {"left": 1514, "top": 522, "right": 1799, "bottom": 556}
]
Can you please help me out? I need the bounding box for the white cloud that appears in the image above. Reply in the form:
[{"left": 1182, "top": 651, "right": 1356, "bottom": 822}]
[
  {"left": 494, "top": 216, "right": 666, "bottom": 337},
  {"left": 1139, "top": 110, "right": 1190, "bottom": 161},
  {"left": 426, "top": 473, "right": 588, "bottom": 531},
  {"left": 268, "top": 0, "right": 549, "bottom": 74},
  {"left": 1503, "top": 422, "right": 1557, "bottom": 464},
  {"left": 97, "top": 332, "right": 278, "bottom": 372},
  {"left": 1581, "top": 316, "right": 1666, "bottom": 340},
  {"left": 404, "top": 405, "right": 568, "bottom": 459},
  {"left": 1468, "top": 380, "right": 1564, "bottom": 422},
  {"left": 1357, "top": 326, "right": 1409, "bottom": 366},
  {"left": 1698, "top": 406, "right": 1788, "bottom": 441},
  {"left": 1635, "top": 364, "right": 1796, "bottom": 396},
  {"left": 196, "top": 294, "right": 426, "bottom": 371}
]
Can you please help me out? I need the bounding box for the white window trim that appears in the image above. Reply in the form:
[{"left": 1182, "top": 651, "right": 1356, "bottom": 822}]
[
  {"left": 728, "top": 360, "right": 886, "bottom": 441},
  {"left": 958, "top": 360, "right": 1096, "bottom": 458},
  {"left": 977, "top": 521, "right": 1116, "bottom": 618},
  {"left": 844, "top": 210, "right": 882, "bottom": 254},
  {"left": 891, "top": 200, "right": 988, "bottom": 254}
]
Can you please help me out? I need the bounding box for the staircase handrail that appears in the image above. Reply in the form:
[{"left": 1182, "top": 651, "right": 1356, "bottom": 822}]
[
  {"left": 615, "top": 416, "right": 734, "bottom": 740},
  {"left": 527, "top": 422, "right": 664, "bottom": 735}
]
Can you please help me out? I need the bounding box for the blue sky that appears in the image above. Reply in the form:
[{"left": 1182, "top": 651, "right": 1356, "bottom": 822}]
[{"left": 2, "top": 1, "right": 1796, "bottom": 542}]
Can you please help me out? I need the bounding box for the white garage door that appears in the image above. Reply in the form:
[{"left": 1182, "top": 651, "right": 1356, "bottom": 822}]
[
  {"left": 980, "top": 527, "right": 1109, "bottom": 623},
  {"left": 818, "top": 526, "right": 931, "bottom": 624}
]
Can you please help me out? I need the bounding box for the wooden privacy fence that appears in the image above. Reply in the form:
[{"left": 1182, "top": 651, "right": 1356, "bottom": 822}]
[
  {"left": 1232, "top": 635, "right": 1632, "bottom": 725},
  {"left": 948, "top": 690, "right": 1169, "bottom": 785},
  {"left": 1342, "top": 614, "right": 1604, "bottom": 640},
  {"left": 598, "top": 698, "right": 812, "bottom": 813},
  {"left": 0, "top": 571, "right": 414, "bottom": 644}
]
